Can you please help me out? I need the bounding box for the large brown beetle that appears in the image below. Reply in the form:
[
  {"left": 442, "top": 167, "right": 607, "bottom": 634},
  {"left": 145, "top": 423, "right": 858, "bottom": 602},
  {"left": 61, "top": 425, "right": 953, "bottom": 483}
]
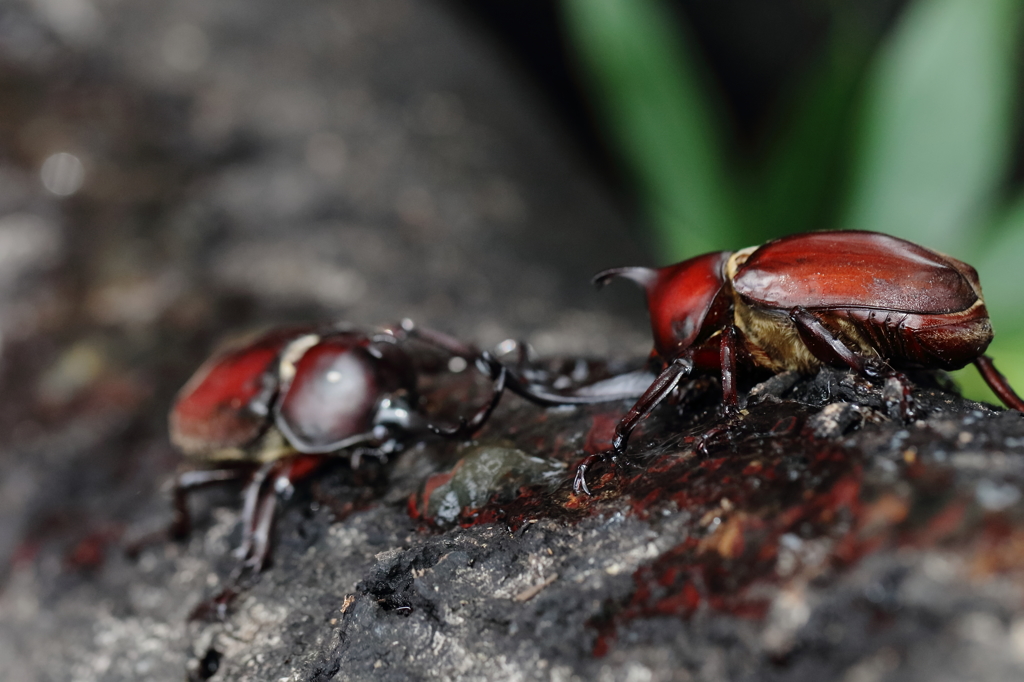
[
  {"left": 167, "top": 321, "right": 506, "bottom": 570},
  {"left": 513, "top": 230, "right": 1024, "bottom": 494}
]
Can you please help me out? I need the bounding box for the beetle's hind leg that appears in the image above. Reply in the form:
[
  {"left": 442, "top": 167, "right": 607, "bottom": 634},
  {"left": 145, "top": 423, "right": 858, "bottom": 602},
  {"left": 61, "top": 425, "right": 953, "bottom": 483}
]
[
  {"left": 975, "top": 355, "right": 1024, "bottom": 412},
  {"left": 789, "top": 307, "right": 917, "bottom": 420}
]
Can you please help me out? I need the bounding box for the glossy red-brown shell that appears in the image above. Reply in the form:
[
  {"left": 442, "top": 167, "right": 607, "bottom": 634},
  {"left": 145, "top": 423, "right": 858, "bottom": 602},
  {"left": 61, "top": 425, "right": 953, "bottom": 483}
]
[
  {"left": 732, "top": 231, "right": 981, "bottom": 314},
  {"left": 169, "top": 328, "right": 301, "bottom": 456},
  {"left": 646, "top": 251, "right": 732, "bottom": 358}
]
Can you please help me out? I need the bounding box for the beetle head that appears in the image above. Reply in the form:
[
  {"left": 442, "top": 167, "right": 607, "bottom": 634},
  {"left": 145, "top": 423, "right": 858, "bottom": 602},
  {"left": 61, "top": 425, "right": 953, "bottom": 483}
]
[{"left": 594, "top": 251, "right": 732, "bottom": 358}]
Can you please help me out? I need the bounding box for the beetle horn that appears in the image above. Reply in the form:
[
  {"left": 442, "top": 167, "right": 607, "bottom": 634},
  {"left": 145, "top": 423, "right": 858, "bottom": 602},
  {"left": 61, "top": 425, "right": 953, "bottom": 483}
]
[{"left": 592, "top": 267, "right": 658, "bottom": 291}]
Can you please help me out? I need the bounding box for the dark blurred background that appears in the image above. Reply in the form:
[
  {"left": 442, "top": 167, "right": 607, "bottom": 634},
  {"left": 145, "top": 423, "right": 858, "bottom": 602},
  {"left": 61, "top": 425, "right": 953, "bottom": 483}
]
[{"left": 449, "top": 0, "right": 907, "bottom": 186}]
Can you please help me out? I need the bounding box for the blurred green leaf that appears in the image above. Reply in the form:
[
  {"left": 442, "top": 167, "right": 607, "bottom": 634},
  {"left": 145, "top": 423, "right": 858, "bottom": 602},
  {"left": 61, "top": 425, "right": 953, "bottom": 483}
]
[
  {"left": 561, "top": 0, "right": 740, "bottom": 259},
  {"left": 842, "top": 0, "right": 1020, "bottom": 254},
  {"left": 951, "top": 330, "right": 1024, "bottom": 406},
  {"left": 950, "top": 199, "right": 1024, "bottom": 404},
  {"left": 974, "top": 196, "right": 1024, "bottom": 335},
  {"left": 753, "top": 31, "right": 869, "bottom": 243}
]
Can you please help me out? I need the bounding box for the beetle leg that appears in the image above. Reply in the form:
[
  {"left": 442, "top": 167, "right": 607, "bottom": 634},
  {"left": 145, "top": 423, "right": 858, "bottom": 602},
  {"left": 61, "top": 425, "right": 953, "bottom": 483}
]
[
  {"left": 243, "top": 491, "right": 278, "bottom": 573},
  {"left": 123, "top": 468, "right": 250, "bottom": 558},
  {"left": 697, "top": 422, "right": 732, "bottom": 458},
  {"left": 234, "top": 461, "right": 278, "bottom": 561},
  {"left": 572, "top": 454, "right": 600, "bottom": 496},
  {"left": 720, "top": 326, "right": 739, "bottom": 411},
  {"left": 397, "top": 320, "right": 480, "bottom": 359},
  {"left": 573, "top": 356, "right": 693, "bottom": 496},
  {"left": 789, "top": 307, "right": 867, "bottom": 372},
  {"left": 790, "top": 307, "right": 917, "bottom": 420},
  {"left": 611, "top": 356, "right": 694, "bottom": 452},
  {"left": 427, "top": 353, "right": 508, "bottom": 437},
  {"left": 975, "top": 355, "right": 1024, "bottom": 412},
  {"left": 232, "top": 456, "right": 325, "bottom": 573},
  {"left": 170, "top": 468, "right": 251, "bottom": 540}
]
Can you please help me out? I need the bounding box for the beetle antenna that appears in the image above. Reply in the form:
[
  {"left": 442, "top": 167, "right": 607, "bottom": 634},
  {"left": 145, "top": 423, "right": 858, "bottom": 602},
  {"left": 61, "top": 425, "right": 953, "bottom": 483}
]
[{"left": 592, "top": 267, "right": 658, "bottom": 291}]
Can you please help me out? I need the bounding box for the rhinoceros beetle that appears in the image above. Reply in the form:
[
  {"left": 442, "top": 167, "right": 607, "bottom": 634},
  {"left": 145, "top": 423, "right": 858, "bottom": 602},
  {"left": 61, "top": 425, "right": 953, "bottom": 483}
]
[
  {"left": 511, "top": 230, "right": 1024, "bottom": 494},
  {"left": 167, "top": 320, "right": 506, "bottom": 570}
]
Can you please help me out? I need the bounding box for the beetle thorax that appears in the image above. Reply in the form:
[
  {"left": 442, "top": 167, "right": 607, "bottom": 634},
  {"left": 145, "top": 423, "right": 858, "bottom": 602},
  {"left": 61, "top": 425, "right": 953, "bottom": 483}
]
[
  {"left": 724, "top": 246, "right": 757, "bottom": 281},
  {"left": 726, "top": 246, "right": 813, "bottom": 372}
]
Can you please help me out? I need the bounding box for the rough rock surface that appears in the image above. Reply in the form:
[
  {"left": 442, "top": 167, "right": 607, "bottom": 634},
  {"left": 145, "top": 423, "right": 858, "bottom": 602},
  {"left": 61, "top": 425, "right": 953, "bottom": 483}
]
[{"left": 2, "top": 2, "right": 1024, "bottom": 682}]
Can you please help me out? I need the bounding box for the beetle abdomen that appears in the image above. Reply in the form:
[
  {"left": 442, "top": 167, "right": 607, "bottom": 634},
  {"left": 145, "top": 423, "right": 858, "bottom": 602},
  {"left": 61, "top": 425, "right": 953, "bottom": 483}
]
[
  {"left": 733, "top": 231, "right": 980, "bottom": 315},
  {"left": 842, "top": 303, "right": 993, "bottom": 371},
  {"left": 169, "top": 327, "right": 304, "bottom": 458}
]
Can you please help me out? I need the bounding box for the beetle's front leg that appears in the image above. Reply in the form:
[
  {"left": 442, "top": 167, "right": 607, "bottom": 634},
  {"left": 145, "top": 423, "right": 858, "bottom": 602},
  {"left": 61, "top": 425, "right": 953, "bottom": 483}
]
[
  {"left": 425, "top": 353, "right": 508, "bottom": 438},
  {"left": 573, "top": 356, "right": 693, "bottom": 495},
  {"left": 789, "top": 307, "right": 917, "bottom": 421},
  {"left": 609, "top": 356, "right": 694, "bottom": 453}
]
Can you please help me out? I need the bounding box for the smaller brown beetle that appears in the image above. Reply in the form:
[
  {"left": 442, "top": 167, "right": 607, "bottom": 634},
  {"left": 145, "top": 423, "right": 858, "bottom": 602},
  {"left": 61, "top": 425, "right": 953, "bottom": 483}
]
[
  {"left": 513, "top": 230, "right": 1024, "bottom": 494},
  {"left": 167, "top": 321, "right": 506, "bottom": 570}
]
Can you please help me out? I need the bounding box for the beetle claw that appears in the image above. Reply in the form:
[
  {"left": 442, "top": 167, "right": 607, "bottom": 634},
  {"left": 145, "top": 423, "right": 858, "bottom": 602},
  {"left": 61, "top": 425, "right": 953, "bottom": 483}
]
[
  {"left": 697, "top": 422, "right": 731, "bottom": 457},
  {"left": 572, "top": 452, "right": 606, "bottom": 495},
  {"left": 719, "top": 402, "right": 740, "bottom": 419},
  {"left": 572, "top": 464, "right": 592, "bottom": 496},
  {"left": 428, "top": 417, "right": 468, "bottom": 437}
]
